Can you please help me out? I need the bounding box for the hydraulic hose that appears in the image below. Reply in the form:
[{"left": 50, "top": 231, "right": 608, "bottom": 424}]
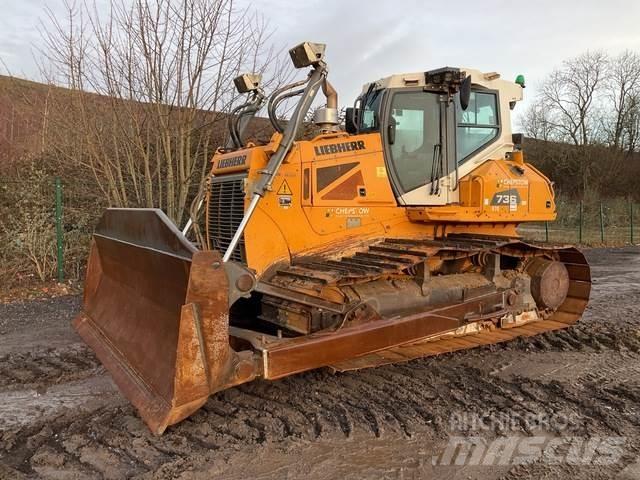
[
  {"left": 227, "top": 91, "right": 266, "bottom": 149},
  {"left": 267, "top": 79, "right": 307, "bottom": 133},
  {"left": 268, "top": 88, "right": 305, "bottom": 133},
  {"left": 227, "top": 101, "right": 253, "bottom": 148}
]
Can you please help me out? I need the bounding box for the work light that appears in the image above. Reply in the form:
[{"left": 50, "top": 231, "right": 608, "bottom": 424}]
[{"left": 289, "top": 42, "right": 326, "bottom": 69}]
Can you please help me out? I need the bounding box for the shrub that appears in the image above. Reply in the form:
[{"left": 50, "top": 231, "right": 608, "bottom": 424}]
[{"left": 0, "top": 165, "right": 57, "bottom": 285}]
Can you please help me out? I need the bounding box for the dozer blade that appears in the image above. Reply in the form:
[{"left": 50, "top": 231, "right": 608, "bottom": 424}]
[{"left": 73, "top": 209, "right": 255, "bottom": 434}]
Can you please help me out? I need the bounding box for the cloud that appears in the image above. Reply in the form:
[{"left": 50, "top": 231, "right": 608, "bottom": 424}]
[
  {"left": 2, "top": 0, "right": 639, "bottom": 111},
  {"left": 0, "top": 0, "right": 112, "bottom": 78},
  {"left": 244, "top": 0, "right": 640, "bottom": 120}
]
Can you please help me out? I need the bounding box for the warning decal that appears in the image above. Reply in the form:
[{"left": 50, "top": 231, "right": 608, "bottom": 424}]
[{"left": 277, "top": 180, "right": 292, "bottom": 195}]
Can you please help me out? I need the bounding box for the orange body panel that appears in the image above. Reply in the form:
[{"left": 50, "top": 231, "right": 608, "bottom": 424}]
[
  {"left": 209, "top": 132, "right": 556, "bottom": 276},
  {"left": 408, "top": 159, "right": 556, "bottom": 223}
]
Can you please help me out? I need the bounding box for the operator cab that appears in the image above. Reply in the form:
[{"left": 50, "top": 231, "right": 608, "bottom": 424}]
[{"left": 345, "top": 68, "right": 523, "bottom": 206}]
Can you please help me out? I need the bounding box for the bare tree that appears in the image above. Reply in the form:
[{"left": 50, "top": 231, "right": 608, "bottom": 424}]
[
  {"left": 531, "top": 51, "right": 608, "bottom": 194},
  {"left": 624, "top": 96, "right": 640, "bottom": 154},
  {"left": 39, "top": 0, "right": 283, "bottom": 225},
  {"left": 605, "top": 50, "right": 640, "bottom": 152},
  {"left": 520, "top": 102, "right": 553, "bottom": 141},
  {"left": 540, "top": 51, "right": 607, "bottom": 146}
]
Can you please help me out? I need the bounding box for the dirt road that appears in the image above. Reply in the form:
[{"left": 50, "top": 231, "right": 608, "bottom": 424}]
[{"left": 1, "top": 248, "right": 639, "bottom": 479}]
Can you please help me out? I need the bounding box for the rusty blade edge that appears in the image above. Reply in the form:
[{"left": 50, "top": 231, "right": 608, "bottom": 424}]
[{"left": 73, "top": 312, "right": 208, "bottom": 435}]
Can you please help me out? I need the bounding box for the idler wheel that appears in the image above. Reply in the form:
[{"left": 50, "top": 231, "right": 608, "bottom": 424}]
[{"left": 526, "top": 258, "right": 570, "bottom": 310}]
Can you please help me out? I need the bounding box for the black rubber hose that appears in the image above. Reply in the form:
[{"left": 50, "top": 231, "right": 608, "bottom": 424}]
[
  {"left": 228, "top": 101, "right": 253, "bottom": 148},
  {"left": 233, "top": 103, "right": 262, "bottom": 146},
  {"left": 269, "top": 88, "right": 305, "bottom": 133},
  {"left": 267, "top": 79, "right": 307, "bottom": 133}
]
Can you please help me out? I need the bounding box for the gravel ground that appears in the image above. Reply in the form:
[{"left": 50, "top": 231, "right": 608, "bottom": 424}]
[{"left": 0, "top": 247, "right": 639, "bottom": 479}]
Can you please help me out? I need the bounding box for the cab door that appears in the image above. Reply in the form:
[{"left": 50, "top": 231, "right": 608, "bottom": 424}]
[{"left": 383, "top": 89, "right": 455, "bottom": 206}]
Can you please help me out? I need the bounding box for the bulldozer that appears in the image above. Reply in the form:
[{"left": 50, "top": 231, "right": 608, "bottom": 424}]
[{"left": 74, "top": 42, "right": 591, "bottom": 434}]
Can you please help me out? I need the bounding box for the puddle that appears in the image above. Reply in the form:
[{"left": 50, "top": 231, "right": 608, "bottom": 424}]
[{"left": 0, "top": 375, "right": 120, "bottom": 430}]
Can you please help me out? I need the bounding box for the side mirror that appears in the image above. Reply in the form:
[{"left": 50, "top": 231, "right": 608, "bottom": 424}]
[
  {"left": 459, "top": 75, "right": 472, "bottom": 111},
  {"left": 345, "top": 107, "right": 359, "bottom": 134}
]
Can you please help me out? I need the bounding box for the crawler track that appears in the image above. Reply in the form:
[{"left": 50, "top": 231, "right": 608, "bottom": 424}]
[{"left": 260, "top": 237, "right": 590, "bottom": 371}]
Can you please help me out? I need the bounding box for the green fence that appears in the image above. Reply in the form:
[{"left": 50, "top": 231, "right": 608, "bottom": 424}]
[
  {"left": 519, "top": 200, "right": 639, "bottom": 245},
  {"left": 0, "top": 176, "right": 638, "bottom": 286},
  {"left": 0, "top": 176, "right": 104, "bottom": 286}
]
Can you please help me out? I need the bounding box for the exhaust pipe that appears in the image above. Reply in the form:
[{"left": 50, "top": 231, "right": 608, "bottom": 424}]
[
  {"left": 322, "top": 78, "right": 338, "bottom": 109},
  {"left": 315, "top": 78, "right": 339, "bottom": 131}
]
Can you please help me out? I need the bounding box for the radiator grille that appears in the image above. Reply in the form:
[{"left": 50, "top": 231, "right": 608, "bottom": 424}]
[{"left": 207, "top": 173, "right": 247, "bottom": 263}]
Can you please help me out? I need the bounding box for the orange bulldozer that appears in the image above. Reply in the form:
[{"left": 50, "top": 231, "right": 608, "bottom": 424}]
[{"left": 75, "top": 42, "right": 590, "bottom": 434}]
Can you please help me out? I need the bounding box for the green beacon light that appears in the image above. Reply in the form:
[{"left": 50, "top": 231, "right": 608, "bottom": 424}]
[{"left": 515, "top": 74, "right": 526, "bottom": 88}]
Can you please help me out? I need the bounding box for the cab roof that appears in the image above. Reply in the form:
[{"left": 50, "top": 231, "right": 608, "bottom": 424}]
[{"left": 360, "top": 68, "right": 523, "bottom": 104}]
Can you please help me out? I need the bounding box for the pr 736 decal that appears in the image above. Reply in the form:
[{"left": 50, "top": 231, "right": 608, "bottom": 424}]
[{"left": 491, "top": 189, "right": 521, "bottom": 211}]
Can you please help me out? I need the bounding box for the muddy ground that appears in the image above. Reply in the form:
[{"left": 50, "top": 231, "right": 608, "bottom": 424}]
[{"left": 1, "top": 247, "right": 639, "bottom": 479}]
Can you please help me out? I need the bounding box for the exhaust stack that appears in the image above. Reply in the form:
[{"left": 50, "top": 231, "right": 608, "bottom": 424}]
[{"left": 315, "top": 78, "right": 339, "bottom": 131}]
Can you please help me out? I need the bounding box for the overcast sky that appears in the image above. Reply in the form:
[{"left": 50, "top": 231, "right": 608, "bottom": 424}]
[{"left": 2, "top": 0, "right": 640, "bottom": 118}]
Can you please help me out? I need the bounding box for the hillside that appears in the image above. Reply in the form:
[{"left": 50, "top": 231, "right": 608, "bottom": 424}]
[
  {"left": 0, "top": 75, "right": 53, "bottom": 166},
  {"left": 0, "top": 75, "right": 274, "bottom": 171},
  {"left": 523, "top": 137, "right": 640, "bottom": 200}
]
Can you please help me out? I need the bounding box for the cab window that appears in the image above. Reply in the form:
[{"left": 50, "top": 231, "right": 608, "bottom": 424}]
[
  {"left": 360, "top": 89, "right": 383, "bottom": 131},
  {"left": 456, "top": 91, "right": 499, "bottom": 163}
]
